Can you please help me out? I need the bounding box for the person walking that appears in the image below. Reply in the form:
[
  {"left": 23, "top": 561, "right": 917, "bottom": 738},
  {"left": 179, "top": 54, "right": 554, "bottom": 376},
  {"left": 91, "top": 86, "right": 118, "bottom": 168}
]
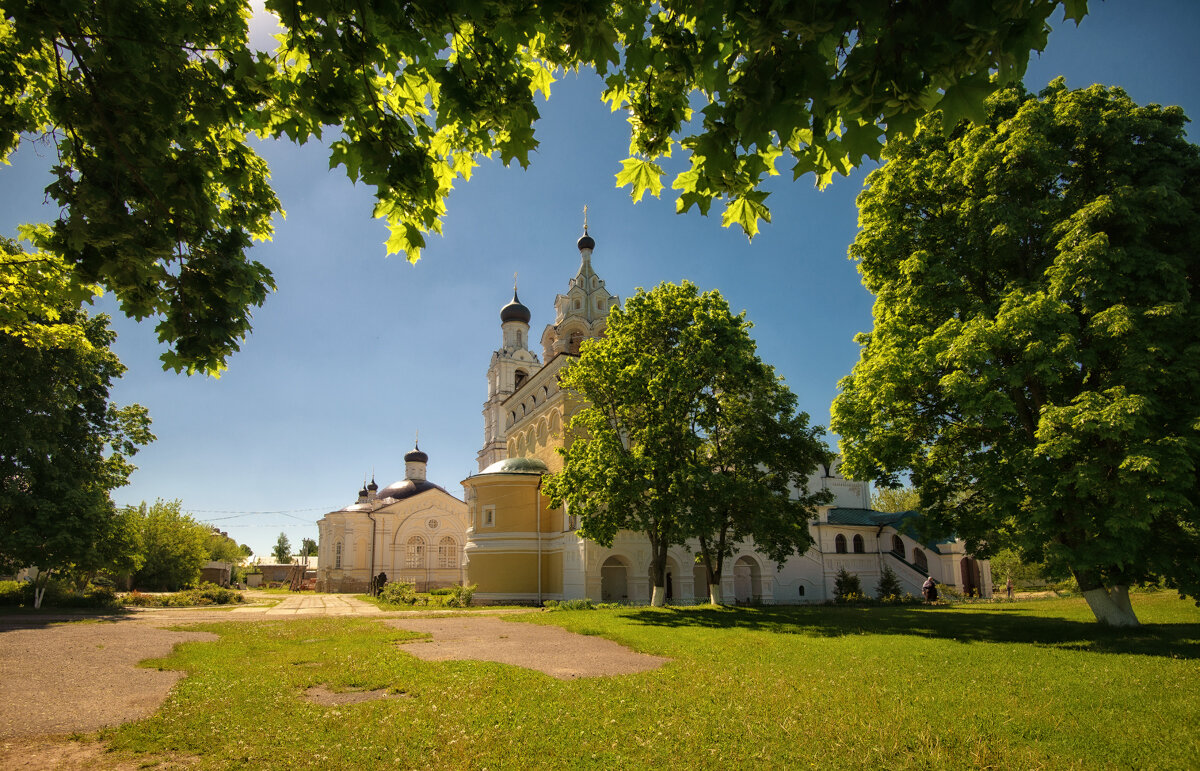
[{"left": 1006, "top": 576, "right": 1014, "bottom": 600}]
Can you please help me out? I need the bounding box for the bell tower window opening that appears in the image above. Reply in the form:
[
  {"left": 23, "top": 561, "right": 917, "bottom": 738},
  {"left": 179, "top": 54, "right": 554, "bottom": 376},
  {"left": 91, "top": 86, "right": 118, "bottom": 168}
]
[{"left": 514, "top": 369, "right": 528, "bottom": 390}]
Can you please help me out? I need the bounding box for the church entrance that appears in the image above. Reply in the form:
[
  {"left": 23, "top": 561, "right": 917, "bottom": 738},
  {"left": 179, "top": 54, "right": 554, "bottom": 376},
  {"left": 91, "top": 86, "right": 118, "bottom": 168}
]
[
  {"left": 601, "top": 557, "right": 628, "bottom": 603},
  {"left": 733, "top": 556, "right": 761, "bottom": 604},
  {"left": 960, "top": 556, "right": 982, "bottom": 598},
  {"left": 693, "top": 564, "right": 709, "bottom": 603}
]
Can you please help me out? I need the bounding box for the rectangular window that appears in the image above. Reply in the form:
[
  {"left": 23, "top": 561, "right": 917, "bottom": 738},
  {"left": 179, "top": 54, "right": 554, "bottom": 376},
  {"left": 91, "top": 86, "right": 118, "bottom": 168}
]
[{"left": 483, "top": 505, "right": 496, "bottom": 527}]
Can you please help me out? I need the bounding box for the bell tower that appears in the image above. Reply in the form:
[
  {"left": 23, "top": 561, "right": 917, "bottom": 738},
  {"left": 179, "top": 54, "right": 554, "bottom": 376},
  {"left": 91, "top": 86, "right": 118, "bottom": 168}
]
[{"left": 478, "top": 279, "right": 541, "bottom": 470}]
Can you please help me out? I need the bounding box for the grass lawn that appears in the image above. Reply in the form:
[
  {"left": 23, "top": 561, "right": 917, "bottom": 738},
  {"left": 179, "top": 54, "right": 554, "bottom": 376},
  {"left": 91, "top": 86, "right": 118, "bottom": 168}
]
[{"left": 103, "top": 592, "right": 1199, "bottom": 769}]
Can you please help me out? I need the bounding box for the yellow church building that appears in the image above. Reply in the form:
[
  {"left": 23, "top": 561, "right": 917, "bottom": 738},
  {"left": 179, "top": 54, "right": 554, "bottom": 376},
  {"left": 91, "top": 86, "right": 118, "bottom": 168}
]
[{"left": 318, "top": 230, "right": 991, "bottom": 603}]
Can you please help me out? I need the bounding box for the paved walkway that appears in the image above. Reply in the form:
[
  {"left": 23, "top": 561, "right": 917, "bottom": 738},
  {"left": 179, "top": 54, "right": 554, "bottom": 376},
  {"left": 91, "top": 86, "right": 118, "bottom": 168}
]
[{"left": 231, "top": 593, "right": 381, "bottom": 616}]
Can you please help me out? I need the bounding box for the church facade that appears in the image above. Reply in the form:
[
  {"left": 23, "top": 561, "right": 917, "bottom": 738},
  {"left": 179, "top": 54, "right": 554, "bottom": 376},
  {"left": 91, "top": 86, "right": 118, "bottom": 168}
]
[{"left": 318, "top": 230, "right": 991, "bottom": 603}]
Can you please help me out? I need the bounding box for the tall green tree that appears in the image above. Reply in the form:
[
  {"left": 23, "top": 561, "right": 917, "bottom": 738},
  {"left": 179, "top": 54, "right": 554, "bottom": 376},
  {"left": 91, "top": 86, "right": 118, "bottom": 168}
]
[
  {"left": 686, "top": 359, "right": 831, "bottom": 604},
  {"left": 0, "top": 240, "right": 153, "bottom": 608},
  {"left": 130, "top": 499, "right": 211, "bottom": 591},
  {"left": 1, "top": 0, "right": 1082, "bottom": 374},
  {"left": 273, "top": 533, "right": 292, "bottom": 565},
  {"left": 831, "top": 81, "right": 1200, "bottom": 626},
  {"left": 545, "top": 281, "right": 827, "bottom": 606}
]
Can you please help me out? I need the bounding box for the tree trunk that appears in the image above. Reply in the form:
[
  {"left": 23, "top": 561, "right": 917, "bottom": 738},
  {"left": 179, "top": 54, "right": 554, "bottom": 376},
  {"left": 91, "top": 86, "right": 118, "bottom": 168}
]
[
  {"left": 708, "top": 582, "right": 724, "bottom": 605},
  {"left": 1074, "top": 572, "right": 1140, "bottom": 626},
  {"left": 650, "top": 584, "right": 667, "bottom": 607}
]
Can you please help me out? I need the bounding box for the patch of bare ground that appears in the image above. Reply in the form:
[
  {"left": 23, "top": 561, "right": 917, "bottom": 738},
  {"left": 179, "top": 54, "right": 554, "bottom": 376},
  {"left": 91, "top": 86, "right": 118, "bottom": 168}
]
[
  {"left": 386, "top": 616, "right": 670, "bottom": 679},
  {"left": 0, "top": 736, "right": 198, "bottom": 770},
  {"left": 303, "top": 685, "right": 413, "bottom": 706}
]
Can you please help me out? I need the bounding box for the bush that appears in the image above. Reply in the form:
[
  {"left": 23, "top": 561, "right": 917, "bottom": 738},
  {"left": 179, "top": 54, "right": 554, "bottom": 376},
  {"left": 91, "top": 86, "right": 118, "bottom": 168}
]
[
  {"left": 119, "top": 583, "right": 244, "bottom": 607},
  {"left": 834, "top": 568, "right": 862, "bottom": 603},
  {"left": 444, "top": 584, "right": 476, "bottom": 608},
  {"left": 0, "top": 579, "right": 122, "bottom": 608},
  {"left": 378, "top": 581, "right": 417, "bottom": 605},
  {"left": 544, "top": 598, "right": 597, "bottom": 611},
  {"left": 428, "top": 587, "right": 453, "bottom": 596},
  {"left": 876, "top": 565, "right": 904, "bottom": 600}
]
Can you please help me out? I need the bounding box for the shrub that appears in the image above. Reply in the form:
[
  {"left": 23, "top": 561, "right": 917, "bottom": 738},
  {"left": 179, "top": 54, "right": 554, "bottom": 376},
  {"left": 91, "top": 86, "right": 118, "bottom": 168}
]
[
  {"left": 876, "top": 565, "right": 904, "bottom": 600},
  {"left": 429, "top": 587, "right": 453, "bottom": 596},
  {"left": 834, "top": 568, "right": 862, "bottom": 603},
  {"left": 444, "top": 584, "right": 476, "bottom": 608},
  {"left": 378, "top": 581, "right": 417, "bottom": 605},
  {"left": 544, "top": 598, "right": 597, "bottom": 611}
]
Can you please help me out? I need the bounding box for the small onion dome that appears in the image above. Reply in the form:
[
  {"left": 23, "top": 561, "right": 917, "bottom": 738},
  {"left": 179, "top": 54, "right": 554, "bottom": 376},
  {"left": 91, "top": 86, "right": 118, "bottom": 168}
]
[
  {"left": 404, "top": 444, "right": 428, "bottom": 464},
  {"left": 358, "top": 486, "right": 369, "bottom": 497},
  {"left": 480, "top": 456, "right": 550, "bottom": 475},
  {"left": 367, "top": 478, "right": 378, "bottom": 492},
  {"left": 577, "top": 231, "right": 595, "bottom": 251},
  {"left": 499, "top": 290, "right": 531, "bottom": 324}
]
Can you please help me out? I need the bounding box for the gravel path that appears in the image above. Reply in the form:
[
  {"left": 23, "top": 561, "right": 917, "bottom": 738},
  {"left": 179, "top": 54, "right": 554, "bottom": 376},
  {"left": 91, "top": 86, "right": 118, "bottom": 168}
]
[{"left": 0, "top": 594, "right": 665, "bottom": 767}]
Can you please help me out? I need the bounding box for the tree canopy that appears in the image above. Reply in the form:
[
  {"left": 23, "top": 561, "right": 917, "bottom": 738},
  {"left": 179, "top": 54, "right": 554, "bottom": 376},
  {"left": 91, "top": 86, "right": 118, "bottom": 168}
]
[
  {"left": 831, "top": 81, "right": 1200, "bottom": 626},
  {"left": 544, "top": 281, "right": 829, "bottom": 605},
  {"left": 0, "top": 239, "right": 153, "bottom": 607},
  {"left": 273, "top": 532, "right": 292, "bottom": 564},
  {"left": 129, "top": 499, "right": 213, "bottom": 590},
  {"left": 1, "top": 0, "right": 1084, "bottom": 374}
]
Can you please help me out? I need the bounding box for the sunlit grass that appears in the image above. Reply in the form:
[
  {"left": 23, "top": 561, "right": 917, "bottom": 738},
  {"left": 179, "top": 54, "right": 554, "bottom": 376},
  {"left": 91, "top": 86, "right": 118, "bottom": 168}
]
[{"left": 104, "top": 592, "right": 1199, "bottom": 769}]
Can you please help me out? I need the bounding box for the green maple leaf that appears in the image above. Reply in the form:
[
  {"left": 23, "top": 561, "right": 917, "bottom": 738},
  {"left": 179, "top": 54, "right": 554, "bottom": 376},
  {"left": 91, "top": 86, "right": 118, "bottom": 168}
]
[
  {"left": 939, "top": 73, "right": 995, "bottom": 131},
  {"left": 615, "top": 157, "right": 665, "bottom": 203},
  {"left": 721, "top": 192, "right": 770, "bottom": 238}
]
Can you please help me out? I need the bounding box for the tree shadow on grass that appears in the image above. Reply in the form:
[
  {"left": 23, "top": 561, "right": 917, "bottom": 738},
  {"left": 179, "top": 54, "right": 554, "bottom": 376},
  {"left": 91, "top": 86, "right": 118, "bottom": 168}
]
[{"left": 620, "top": 604, "right": 1200, "bottom": 660}]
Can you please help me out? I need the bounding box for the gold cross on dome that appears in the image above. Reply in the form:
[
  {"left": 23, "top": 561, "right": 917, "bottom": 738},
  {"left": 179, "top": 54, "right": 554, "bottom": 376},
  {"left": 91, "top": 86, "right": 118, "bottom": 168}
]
[{"left": 582, "top": 204, "right": 589, "bottom": 233}]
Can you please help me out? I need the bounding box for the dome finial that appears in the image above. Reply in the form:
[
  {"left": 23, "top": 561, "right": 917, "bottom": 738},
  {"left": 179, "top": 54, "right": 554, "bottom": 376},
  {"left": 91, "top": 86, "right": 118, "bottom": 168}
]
[{"left": 577, "top": 205, "right": 595, "bottom": 251}]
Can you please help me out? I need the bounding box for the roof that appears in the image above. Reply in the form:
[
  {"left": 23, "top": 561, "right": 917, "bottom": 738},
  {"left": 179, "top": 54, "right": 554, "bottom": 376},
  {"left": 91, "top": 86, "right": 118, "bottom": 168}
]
[
  {"left": 376, "top": 478, "right": 447, "bottom": 500},
  {"left": 826, "top": 508, "right": 954, "bottom": 551},
  {"left": 479, "top": 457, "right": 549, "bottom": 475},
  {"left": 826, "top": 508, "right": 919, "bottom": 527}
]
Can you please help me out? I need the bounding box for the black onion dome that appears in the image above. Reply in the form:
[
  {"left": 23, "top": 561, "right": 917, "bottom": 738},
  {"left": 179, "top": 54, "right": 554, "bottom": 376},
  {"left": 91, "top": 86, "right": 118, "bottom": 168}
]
[
  {"left": 500, "top": 290, "right": 531, "bottom": 324},
  {"left": 367, "top": 478, "right": 378, "bottom": 492},
  {"left": 404, "top": 444, "right": 428, "bottom": 463},
  {"left": 577, "top": 231, "right": 595, "bottom": 251},
  {"left": 376, "top": 478, "right": 445, "bottom": 500}
]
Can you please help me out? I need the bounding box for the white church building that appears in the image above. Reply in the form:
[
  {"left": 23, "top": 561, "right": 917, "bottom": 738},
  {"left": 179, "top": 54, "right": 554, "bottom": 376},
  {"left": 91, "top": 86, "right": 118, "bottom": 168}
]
[{"left": 318, "top": 230, "right": 991, "bottom": 603}]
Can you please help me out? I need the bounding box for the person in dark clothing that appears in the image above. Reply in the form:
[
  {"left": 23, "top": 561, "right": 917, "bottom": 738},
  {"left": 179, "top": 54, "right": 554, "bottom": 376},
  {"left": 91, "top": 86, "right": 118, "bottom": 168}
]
[{"left": 922, "top": 576, "right": 938, "bottom": 603}]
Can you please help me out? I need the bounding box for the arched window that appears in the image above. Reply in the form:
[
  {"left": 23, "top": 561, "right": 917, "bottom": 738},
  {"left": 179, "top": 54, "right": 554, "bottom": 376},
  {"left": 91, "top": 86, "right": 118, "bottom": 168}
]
[
  {"left": 406, "top": 536, "right": 425, "bottom": 568},
  {"left": 514, "top": 369, "right": 528, "bottom": 389},
  {"left": 568, "top": 331, "right": 584, "bottom": 354},
  {"left": 438, "top": 537, "right": 458, "bottom": 569},
  {"left": 834, "top": 534, "right": 847, "bottom": 553},
  {"left": 852, "top": 534, "right": 865, "bottom": 553},
  {"left": 913, "top": 548, "right": 928, "bottom": 572},
  {"left": 891, "top": 535, "right": 904, "bottom": 558},
  {"left": 334, "top": 541, "right": 343, "bottom": 569}
]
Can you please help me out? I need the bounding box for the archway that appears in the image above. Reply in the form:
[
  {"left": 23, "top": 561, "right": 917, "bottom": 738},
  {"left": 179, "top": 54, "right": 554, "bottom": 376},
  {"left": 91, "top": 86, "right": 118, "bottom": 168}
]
[
  {"left": 648, "top": 556, "right": 681, "bottom": 603},
  {"left": 733, "top": 555, "right": 761, "bottom": 604},
  {"left": 693, "top": 563, "right": 709, "bottom": 603},
  {"left": 960, "top": 557, "right": 981, "bottom": 597},
  {"left": 600, "top": 556, "right": 629, "bottom": 603}
]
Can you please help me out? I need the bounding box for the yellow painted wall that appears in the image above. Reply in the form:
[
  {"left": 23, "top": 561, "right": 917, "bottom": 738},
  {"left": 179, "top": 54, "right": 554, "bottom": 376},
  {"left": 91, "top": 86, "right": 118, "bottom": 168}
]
[{"left": 468, "top": 552, "right": 539, "bottom": 593}]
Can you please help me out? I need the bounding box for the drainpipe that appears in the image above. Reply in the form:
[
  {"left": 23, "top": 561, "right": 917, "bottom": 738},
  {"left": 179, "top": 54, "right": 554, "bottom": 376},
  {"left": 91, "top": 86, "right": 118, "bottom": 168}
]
[
  {"left": 366, "top": 510, "right": 377, "bottom": 595},
  {"left": 536, "top": 475, "right": 544, "bottom": 605}
]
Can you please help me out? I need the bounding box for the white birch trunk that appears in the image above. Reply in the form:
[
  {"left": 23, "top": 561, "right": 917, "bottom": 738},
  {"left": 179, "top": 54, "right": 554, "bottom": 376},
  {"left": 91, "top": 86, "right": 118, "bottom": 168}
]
[
  {"left": 650, "top": 585, "right": 666, "bottom": 607},
  {"left": 708, "top": 583, "right": 724, "bottom": 605},
  {"left": 33, "top": 585, "right": 46, "bottom": 609},
  {"left": 1082, "top": 586, "right": 1140, "bottom": 627}
]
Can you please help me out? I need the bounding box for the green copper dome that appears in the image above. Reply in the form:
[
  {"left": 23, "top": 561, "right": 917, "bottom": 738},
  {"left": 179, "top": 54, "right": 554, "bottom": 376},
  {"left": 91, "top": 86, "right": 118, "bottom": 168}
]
[{"left": 480, "top": 457, "right": 549, "bottom": 475}]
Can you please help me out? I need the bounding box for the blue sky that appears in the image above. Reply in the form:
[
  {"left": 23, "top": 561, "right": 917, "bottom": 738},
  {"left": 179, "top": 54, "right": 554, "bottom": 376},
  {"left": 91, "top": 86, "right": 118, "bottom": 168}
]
[{"left": 3, "top": 2, "right": 1198, "bottom": 560}]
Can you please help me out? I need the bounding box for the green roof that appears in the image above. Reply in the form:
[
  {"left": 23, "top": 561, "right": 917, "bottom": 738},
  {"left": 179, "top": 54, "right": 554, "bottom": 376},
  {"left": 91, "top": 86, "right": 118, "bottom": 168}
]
[
  {"left": 479, "top": 457, "right": 550, "bottom": 475},
  {"left": 826, "top": 508, "right": 954, "bottom": 552}
]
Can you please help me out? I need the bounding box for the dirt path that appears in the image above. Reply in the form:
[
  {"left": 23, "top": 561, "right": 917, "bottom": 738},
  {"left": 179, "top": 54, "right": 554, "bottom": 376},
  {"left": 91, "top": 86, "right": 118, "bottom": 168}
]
[
  {"left": 387, "top": 616, "right": 669, "bottom": 679},
  {"left": 0, "top": 596, "right": 665, "bottom": 768}
]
